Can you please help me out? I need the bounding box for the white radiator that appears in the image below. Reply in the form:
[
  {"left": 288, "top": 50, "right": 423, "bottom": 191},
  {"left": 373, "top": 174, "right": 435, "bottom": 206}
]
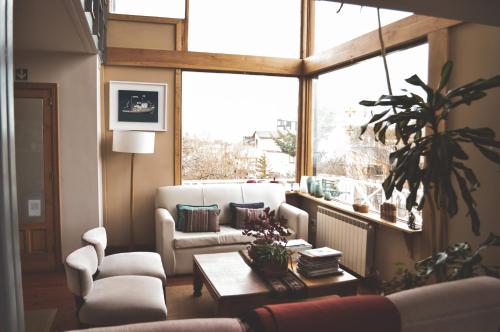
[{"left": 316, "top": 206, "right": 375, "bottom": 277}]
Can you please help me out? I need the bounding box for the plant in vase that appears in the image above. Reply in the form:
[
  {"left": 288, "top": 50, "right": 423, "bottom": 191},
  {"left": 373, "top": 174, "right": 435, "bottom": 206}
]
[{"left": 242, "top": 207, "right": 291, "bottom": 277}]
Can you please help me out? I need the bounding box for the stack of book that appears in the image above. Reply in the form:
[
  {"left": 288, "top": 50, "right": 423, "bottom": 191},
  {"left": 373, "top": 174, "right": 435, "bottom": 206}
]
[
  {"left": 285, "top": 239, "right": 313, "bottom": 261},
  {"left": 297, "top": 247, "right": 343, "bottom": 278}
]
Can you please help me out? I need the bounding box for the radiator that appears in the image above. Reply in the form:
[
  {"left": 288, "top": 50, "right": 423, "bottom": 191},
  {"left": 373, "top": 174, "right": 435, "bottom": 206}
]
[{"left": 316, "top": 206, "right": 375, "bottom": 277}]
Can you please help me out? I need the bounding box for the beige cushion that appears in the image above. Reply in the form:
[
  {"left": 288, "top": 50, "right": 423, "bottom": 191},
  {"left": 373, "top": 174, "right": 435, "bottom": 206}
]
[
  {"left": 65, "top": 245, "right": 98, "bottom": 297},
  {"left": 388, "top": 276, "right": 500, "bottom": 332},
  {"left": 79, "top": 275, "right": 167, "bottom": 326},
  {"left": 97, "top": 252, "right": 167, "bottom": 286},
  {"left": 241, "top": 183, "right": 284, "bottom": 212},
  {"left": 155, "top": 183, "right": 286, "bottom": 227},
  {"left": 173, "top": 225, "right": 253, "bottom": 249},
  {"left": 202, "top": 184, "right": 244, "bottom": 225},
  {"left": 155, "top": 185, "right": 204, "bottom": 222},
  {"left": 82, "top": 227, "right": 107, "bottom": 265},
  {"left": 67, "top": 318, "right": 246, "bottom": 332}
]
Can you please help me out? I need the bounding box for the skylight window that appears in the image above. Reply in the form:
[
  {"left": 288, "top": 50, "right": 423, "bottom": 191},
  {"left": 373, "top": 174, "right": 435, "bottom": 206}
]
[
  {"left": 188, "top": 0, "right": 301, "bottom": 58},
  {"left": 110, "top": 0, "right": 185, "bottom": 19},
  {"left": 314, "top": 1, "right": 412, "bottom": 54}
]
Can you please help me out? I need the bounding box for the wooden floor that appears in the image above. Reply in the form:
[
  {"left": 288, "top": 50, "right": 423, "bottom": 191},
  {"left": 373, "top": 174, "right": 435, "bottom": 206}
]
[
  {"left": 23, "top": 271, "right": 79, "bottom": 332},
  {"left": 22, "top": 271, "right": 193, "bottom": 332}
]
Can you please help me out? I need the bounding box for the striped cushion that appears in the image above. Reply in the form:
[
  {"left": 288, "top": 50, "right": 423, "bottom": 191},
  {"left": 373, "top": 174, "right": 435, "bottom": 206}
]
[
  {"left": 182, "top": 208, "right": 221, "bottom": 232},
  {"left": 234, "top": 207, "right": 265, "bottom": 229}
]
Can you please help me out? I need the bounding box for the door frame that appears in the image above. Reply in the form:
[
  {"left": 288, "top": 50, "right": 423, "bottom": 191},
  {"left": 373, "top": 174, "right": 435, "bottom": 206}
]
[{"left": 14, "top": 82, "right": 62, "bottom": 270}]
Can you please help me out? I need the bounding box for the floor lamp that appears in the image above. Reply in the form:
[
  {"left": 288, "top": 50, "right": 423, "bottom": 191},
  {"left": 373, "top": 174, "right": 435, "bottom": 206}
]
[{"left": 112, "top": 130, "right": 155, "bottom": 250}]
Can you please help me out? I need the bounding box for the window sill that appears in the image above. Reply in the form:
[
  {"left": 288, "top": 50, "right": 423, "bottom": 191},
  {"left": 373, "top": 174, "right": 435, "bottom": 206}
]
[{"left": 292, "top": 192, "right": 421, "bottom": 234}]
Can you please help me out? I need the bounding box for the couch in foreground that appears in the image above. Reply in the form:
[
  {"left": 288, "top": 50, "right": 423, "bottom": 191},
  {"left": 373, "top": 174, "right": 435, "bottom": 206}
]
[
  {"left": 73, "top": 276, "right": 500, "bottom": 332},
  {"left": 155, "top": 183, "right": 309, "bottom": 276}
]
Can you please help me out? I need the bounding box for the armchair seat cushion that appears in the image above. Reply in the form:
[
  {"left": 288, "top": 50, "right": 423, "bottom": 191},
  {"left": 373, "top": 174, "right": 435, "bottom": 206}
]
[
  {"left": 96, "top": 252, "right": 166, "bottom": 286},
  {"left": 79, "top": 275, "right": 167, "bottom": 326}
]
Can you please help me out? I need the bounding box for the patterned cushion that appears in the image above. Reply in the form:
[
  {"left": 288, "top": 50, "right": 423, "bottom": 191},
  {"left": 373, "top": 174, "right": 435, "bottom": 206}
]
[
  {"left": 176, "top": 204, "right": 218, "bottom": 230},
  {"left": 182, "top": 208, "right": 221, "bottom": 232},
  {"left": 229, "top": 202, "right": 264, "bottom": 226},
  {"left": 234, "top": 207, "right": 265, "bottom": 229}
]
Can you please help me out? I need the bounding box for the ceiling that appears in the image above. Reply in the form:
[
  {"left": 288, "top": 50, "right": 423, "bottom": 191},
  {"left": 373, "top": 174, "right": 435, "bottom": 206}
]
[
  {"left": 328, "top": 0, "right": 500, "bottom": 27},
  {"left": 14, "top": 0, "right": 95, "bottom": 54}
]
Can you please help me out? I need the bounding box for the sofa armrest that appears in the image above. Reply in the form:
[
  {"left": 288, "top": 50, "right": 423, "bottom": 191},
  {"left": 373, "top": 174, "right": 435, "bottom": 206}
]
[
  {"left": 279, "top": 203, "right": 309, "bottom": 241},
  {"left": 155, "top": 208, "right": 176, "bottom": 276}
]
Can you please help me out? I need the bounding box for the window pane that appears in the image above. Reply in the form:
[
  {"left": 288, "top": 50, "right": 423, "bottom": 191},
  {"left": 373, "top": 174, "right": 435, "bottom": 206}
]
[
  {"left": 312, "top": 43, "right": 428, "bottom": 221},
  {"left": 182, "top": 72, "right": 299, "bottom": 184},
  {"left": 189, "top": 0, "right": 301, "bottom": 58},
  {"left": 314, "top": 1, "right": 412, "bottom": 54},
  {"left": 111, "top": 0, "right": 185, "bottom": 18}
]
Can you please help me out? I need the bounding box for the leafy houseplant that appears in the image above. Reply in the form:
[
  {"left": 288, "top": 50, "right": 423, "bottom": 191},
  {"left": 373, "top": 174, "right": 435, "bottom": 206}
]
[
  {"left": 383, "top": 233, "right": 500, "bottom": 295},
  {"left": 242, "top": 207, "right": 291, "bottom": 277},
  {"left": 359, "top": 61, "right": 500, "bottom": 252}
]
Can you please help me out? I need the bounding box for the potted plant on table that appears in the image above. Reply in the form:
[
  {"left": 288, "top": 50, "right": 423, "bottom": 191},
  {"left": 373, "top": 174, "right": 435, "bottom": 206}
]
[{"left": 242, "top": 207, "right": 291, "bottom": 277}]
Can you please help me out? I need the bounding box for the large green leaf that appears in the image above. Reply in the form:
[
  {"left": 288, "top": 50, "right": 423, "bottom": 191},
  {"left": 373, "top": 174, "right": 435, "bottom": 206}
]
[
  {"left": 438, "top": 61, "right": 453, "bottom": 92},
  {"left": 406, "top": 74, "right": 434, "bottom": 103},
  {"left": 474, "top": 143, "right": 500, "bottom": 164}
]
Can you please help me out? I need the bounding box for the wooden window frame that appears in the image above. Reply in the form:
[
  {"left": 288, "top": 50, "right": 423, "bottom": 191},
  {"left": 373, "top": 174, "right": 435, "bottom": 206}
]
[{"left": 105, "top": 5, "right": 458, "bottom": 185}]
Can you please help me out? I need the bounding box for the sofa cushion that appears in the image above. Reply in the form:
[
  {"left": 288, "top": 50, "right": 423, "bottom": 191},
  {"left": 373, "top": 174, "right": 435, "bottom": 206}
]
[
  {"left": 79, "top": 275, "right": 167, "bottom": 326},
  {"left": 234, "top": 207, "right": 265, "bottom": 229},
  {"left": 230, "top": 202, "right": 265, "bottom": 227},
  {"left": 218, "top": 225, "right": 254, "bottom": 246},
  {"left": 203, "top": 184, "right": 244, "bottom": 225},
  {"left": 176, "top": 204, "right": 218, "bottom": 231},
  {"left": 241, "top": 183, "right": 285, "bottom": 212},
  {"left": 96, "top": 252, "right": 166, "bottom": 286},
  {"left": 182, "top": 208, "right": 221, "bottom": 232},
  {"left": 174, "top": 225, "right": 253, "bottom": 249}
]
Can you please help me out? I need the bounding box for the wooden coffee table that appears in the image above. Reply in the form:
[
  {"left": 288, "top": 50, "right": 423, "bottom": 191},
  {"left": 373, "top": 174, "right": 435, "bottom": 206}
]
[{"left": 193, "top": 252, "right": 359, "bottom": 317}]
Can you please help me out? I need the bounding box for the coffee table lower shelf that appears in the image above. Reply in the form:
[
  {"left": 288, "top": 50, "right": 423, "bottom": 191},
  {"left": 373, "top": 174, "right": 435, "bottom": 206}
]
[{"left": 193, "top": 252, "right": 359, "bottom": 317}]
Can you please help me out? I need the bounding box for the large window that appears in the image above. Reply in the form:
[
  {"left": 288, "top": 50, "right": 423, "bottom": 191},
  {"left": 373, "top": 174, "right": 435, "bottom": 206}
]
[
  {"left": 188, "top": 0, "right": 301, "bottom": 58},
  {"left": 110, "top": 0, "right": 185, "bottom": 18},
  {"left": 312, "top": 43, "right": 428, "bottom": 220},
  {"left": 314, "top": 1, "right": 412, "bottom": 54},
  {"left": 182, "top": 72, "right": 299, "bottom": 184}
]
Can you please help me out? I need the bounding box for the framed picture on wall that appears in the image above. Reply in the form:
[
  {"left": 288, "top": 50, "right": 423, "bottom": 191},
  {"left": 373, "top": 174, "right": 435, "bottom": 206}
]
[{"left": 109, "top": 81, "right": 167, "bottom": 131}]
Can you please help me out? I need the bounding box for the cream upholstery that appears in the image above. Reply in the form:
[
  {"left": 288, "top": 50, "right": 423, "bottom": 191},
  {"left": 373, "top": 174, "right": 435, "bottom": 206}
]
[
  {"left": 82, "top": 227, "right": 166, "bottom": 286},
  {"left": 65, "top": 246, "right": 167, "bottom": 327},
  {"left": 69, "top": 318, "right": 246, "bottom": 332},
  {"left": 155, "top": 183, "right": 309, "bottom": 276},
  {"left": 65, "top": 245, "right": 99, "bottom": 297},
  {"left": 79, "top": 276, "right": 167, "bottom": 327},
  {"left": 82, "top": 227, "right": 107, "bottom": 265},
  {"left": 98, "top": 252, "right": 166, "bottom": 285},
  {"left": 173, "top": 225, "right": 253, "bottom": 249},
  {"left": 387, "top": 276, "right": 500, "bottom": 332}
]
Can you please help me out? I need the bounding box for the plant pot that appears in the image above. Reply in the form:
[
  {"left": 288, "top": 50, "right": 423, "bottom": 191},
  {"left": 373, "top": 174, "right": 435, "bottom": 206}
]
[
  {"left": 257, "top": 261, "right": 288, "bottom": 278},
  {"left": 248, "top": 240, "right": 271, "bottom": 261}
]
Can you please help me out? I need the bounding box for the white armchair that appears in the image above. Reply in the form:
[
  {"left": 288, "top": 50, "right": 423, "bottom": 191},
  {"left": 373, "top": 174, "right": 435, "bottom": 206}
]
[{"left": 155, "top": 183, "right": 309, "bottom": 276}]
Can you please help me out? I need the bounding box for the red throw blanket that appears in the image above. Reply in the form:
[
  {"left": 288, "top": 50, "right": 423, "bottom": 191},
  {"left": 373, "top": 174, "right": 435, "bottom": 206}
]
[{"left": 246, "top": 295, "right": 401, "bottom": 332}]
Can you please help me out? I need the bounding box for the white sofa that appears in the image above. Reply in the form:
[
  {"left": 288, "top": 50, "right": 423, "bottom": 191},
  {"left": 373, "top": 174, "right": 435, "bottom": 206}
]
[{"left": 155, "top": 183, "right": 309, "bottom": 276}]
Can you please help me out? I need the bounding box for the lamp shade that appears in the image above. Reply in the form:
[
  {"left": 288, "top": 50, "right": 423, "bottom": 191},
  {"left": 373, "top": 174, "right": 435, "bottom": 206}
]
[{"left": 112, "top": 131, "right": 155, "bottom": 154}]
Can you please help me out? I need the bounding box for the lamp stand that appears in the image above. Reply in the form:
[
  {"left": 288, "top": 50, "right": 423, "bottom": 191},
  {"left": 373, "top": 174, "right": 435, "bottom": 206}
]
[{"left": 129, "top": 153, "right": 135, "bottom": 251}]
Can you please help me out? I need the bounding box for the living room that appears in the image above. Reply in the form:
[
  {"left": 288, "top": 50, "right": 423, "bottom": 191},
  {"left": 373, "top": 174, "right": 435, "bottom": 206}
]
[{"left": 1, "top": 0, "right": 500, "bottom": 331}]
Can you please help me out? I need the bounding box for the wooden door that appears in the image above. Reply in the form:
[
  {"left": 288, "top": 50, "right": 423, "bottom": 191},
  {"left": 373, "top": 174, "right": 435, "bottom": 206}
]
[{"left": 14, "top": 83, "right": 61, "bottom": 272}]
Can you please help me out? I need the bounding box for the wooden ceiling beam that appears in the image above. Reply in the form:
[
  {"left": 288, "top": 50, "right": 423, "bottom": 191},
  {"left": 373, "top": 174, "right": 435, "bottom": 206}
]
[
  {"left": 303, "top": 15, "right": 460, "bottom": 76},
  {"left": 106, "top": 47, "right": 303, "bottom": 77}
]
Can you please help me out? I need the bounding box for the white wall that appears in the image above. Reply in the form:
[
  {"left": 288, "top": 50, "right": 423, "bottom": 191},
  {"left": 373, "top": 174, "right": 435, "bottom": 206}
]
[
  {"left": 446, "top": 23, "right": 500, "bottom": 265},
  {"left": 14, "top": 51, "right": 102, "bottom": 258}
]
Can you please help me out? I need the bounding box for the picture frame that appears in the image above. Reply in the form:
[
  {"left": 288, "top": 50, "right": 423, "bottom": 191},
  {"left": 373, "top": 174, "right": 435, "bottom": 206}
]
[{"left": 109, "top": 81, "right": 167, "bottom": 131}]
